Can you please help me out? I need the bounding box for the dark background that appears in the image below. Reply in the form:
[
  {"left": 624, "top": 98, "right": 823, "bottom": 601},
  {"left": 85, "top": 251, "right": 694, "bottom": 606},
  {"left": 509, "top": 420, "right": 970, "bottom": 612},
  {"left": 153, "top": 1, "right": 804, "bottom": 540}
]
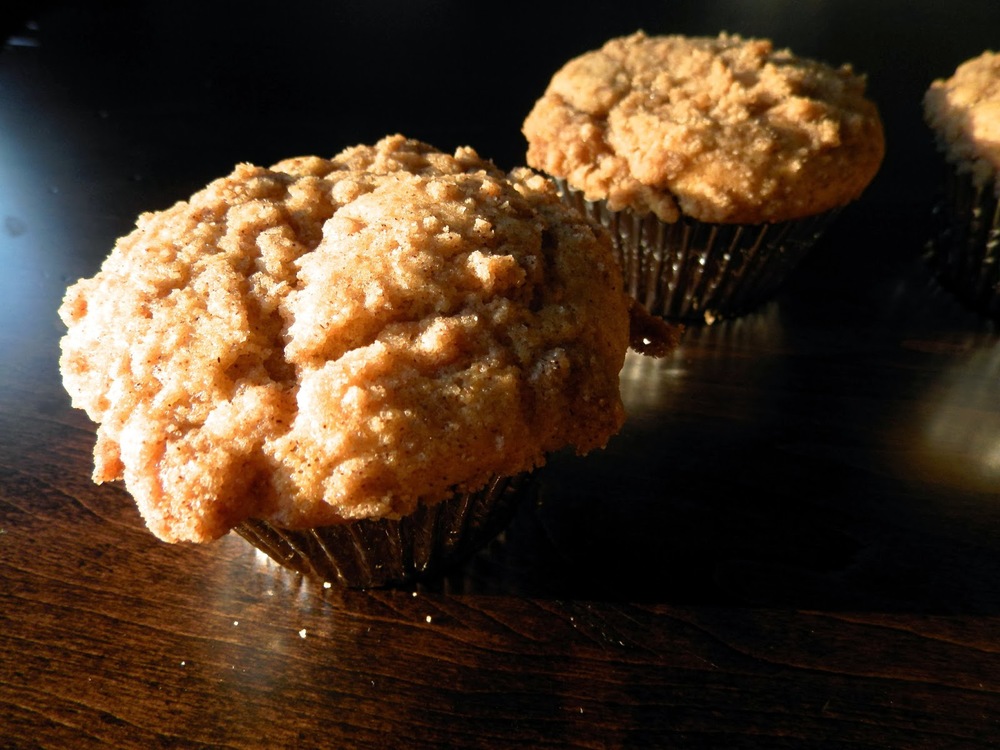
[{"left": 4, "top": 0, "right": 999, "bottom": 215}]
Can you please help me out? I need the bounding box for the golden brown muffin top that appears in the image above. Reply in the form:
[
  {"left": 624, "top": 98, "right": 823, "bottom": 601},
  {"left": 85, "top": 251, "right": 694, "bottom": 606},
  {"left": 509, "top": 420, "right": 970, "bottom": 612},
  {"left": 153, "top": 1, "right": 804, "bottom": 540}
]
[
  {"left": 924, "top": 50, "right": 1000, "bottom": 193},
  {"left": 523, "top": 31, "right": 885, "bottom": 223},
  {"left": 59, "top": 135, "right": 648, "bottom": 543}
]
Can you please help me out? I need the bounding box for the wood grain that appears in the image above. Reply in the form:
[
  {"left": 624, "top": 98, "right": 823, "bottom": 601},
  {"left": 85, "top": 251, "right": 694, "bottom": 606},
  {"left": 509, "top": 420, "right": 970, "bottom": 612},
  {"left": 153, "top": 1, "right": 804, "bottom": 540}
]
[
  {"left": 3, "top": 413, "right": 1000, "bottom": 747},
  {"left": 3, "top": 1, "right": 1000, "bottom": 747}
]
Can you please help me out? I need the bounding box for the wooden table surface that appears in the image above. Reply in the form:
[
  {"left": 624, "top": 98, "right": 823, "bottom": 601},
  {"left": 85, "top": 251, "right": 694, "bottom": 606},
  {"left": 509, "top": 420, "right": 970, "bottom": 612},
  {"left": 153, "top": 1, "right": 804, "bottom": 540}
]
[{"left": 2, "top": 1, "right": 1000, "bottom": 747}]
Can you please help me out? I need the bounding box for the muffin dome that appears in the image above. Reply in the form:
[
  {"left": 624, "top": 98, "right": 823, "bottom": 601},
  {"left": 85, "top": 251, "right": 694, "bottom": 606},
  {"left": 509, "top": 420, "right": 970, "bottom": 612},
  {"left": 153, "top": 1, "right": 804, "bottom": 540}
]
[
  {"left": 524, "top": 31, "right": 886, "bottom": 223},
  {"left": 59, "top": 135, "right": 636, "bottom": 543},
  {"left": 924, "top": 50, "right": 1000, "bottom": 192}
]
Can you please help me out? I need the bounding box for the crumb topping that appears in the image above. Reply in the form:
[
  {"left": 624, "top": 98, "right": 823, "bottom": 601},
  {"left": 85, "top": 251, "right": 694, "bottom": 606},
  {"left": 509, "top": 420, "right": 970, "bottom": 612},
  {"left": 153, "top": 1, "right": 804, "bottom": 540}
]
[
  {"left": 523, "top": 31, "right": 885, "bottom": 223},
  {"left": 59, "top": 135, "right": 639, "bottom": 542},
  {"left": 924, "top": 50, "right": 1000, "bottom": 193}
]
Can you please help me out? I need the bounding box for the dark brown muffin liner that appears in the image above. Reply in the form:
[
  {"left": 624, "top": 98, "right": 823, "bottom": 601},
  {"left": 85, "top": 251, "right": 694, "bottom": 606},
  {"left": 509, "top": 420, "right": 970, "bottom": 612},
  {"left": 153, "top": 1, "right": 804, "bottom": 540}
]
[
  {"left": 926, "top": 167, "right": 1000, "bottom": 319},
  {"left": 233, "top": 473, "right": 528, "bottom": 588},
  {"left": 556, "top": 179, "right": 840, "bottom": 324}
]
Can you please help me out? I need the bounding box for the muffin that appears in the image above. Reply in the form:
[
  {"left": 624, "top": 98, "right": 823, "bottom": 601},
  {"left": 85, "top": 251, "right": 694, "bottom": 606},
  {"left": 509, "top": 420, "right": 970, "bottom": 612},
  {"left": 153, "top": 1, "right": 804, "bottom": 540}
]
[
  {"left": 523, "top": 31, "right": 886, "bottom": 323},
  {"left": 923, "top": 50, "right": 1000, "bottom": 319},
  {"left": 58, "top": 134, "right": 679, "bottom": 587}
]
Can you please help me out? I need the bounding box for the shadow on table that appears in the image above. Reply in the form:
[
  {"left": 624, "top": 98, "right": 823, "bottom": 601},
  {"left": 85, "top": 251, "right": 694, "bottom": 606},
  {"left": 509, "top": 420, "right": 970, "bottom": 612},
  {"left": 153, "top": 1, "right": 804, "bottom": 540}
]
[{"left": 430, "top": 266, "right": 1000, "bottom": 615}]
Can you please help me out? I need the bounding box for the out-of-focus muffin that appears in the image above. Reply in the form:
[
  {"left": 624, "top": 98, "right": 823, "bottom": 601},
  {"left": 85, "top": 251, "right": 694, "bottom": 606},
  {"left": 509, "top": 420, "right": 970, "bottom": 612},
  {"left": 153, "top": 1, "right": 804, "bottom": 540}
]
[
  {"left": 58, "top": 134, "right": 679, "bottom": 587},
  {"left": 923, "top": 50, "right": 1000, "bottom": 319},
  {"left": 524, "top": 31, "right": 885, "bottom": 323}
]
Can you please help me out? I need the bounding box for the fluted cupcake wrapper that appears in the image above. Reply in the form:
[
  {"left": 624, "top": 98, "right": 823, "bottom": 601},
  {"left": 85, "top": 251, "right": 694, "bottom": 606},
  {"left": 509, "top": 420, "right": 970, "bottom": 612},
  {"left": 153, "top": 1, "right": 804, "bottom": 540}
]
[
  {"left": 234, "top": 473, "right": 527, "bottom": 588},
  {"left": 926, "top": 168, "right": 1000, "bottom": 319},
  {"left": 556, "top": 179, "right": 839, "bottom": 323}
]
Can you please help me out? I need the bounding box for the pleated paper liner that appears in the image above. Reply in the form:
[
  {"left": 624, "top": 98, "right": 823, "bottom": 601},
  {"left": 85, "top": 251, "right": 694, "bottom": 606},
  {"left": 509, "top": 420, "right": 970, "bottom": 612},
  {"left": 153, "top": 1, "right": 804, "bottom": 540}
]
[
  {"left": 556, "top": 179, "right": 839, "bottom": 324},
  {"left": 234, "top": 473, "right": 528, "bottom": 588},
  {"left": 925, "top": 168, "right": 1000, "bottom": 320}
]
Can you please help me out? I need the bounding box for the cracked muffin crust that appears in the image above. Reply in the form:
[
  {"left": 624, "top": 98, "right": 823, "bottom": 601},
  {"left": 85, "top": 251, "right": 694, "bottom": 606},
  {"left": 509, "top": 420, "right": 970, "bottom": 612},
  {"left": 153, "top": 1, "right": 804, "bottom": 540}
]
[
  {"left": 523, "top": 31, "right": 885, "bottom": 224},
  {"left": 59, "top": 135, "right": 654, "bottom": 544}
]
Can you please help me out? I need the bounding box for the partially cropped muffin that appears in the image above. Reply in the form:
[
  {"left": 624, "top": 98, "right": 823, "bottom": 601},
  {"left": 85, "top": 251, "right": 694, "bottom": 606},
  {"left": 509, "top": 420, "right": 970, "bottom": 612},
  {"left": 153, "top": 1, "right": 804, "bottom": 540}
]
[
  {"left": 59, "top": 134, "right": 678, "bottom": 587},
  {"left": 923, "top": 50, "right": 1000, "bottom": 319},
  {"left": 524, "top": 31, "right": 885, "bottom": 322}
]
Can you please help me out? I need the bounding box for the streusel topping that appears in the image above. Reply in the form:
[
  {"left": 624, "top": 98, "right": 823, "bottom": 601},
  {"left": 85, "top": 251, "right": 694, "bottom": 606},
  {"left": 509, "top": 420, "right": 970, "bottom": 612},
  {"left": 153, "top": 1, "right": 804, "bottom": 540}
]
[
  {"left": 924, "top": 50, "right": 1000, "bottom": 192},
  {"left": 59, "top": 135, "right": 646, "bottom": 542},
  {"left": 524, "top": 32, "right": 885, "bottom": 223}
]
